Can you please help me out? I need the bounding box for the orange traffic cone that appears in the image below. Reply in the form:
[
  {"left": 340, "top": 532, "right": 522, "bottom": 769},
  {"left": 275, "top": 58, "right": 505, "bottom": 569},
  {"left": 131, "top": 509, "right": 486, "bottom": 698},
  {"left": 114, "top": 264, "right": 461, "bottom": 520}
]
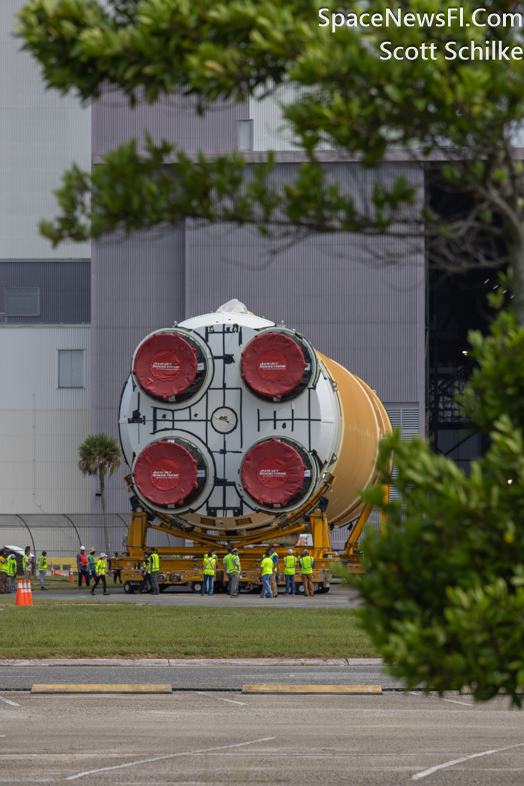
[
  {"left": 25, "top": 580, "right": 33, "bottom": 607},
  {"left": 15, "top": 580, "right": 25, "bottom": 606},
  {"left": 69, "top": 565, "right": 74, "bottom": 583}
]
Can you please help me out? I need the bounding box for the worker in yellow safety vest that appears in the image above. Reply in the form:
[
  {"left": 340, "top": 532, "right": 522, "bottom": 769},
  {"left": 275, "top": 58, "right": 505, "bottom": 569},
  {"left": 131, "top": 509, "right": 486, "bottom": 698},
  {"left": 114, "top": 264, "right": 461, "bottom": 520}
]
[
  {"left": 149, "top": 547, "right": 160, "bottom": 595},
  {"left": 201, "top": 548, "right": 217, "bottom": 597},
  {"left": 283, "top": 550, "right": 298, "bottom": 597},
  {"left": 90, "top": 553, "right": 110, "bottom": 596},
  {"left": 223, "top": 547, "right": 234, "bottom": 595},
  {"left": 0, "top": 549, "right": 8, "bottom": 595},
  {"left": 38, "top": 551, "right": 48, "bottom": 591},
  {"left": 259, "top": 549, "right": 275, "bottom": 598},
  {"left": 23, "top": 547, "right": 33, "bottom": 582},
  {"left": 7, "top": 552, "right": 17, "bottom": 594},
  {"left": 229, "top": 549, "right": 241, "bottom": 598},
  {"left": 299, "top": 550, "right": 315, "bottom": 596}
]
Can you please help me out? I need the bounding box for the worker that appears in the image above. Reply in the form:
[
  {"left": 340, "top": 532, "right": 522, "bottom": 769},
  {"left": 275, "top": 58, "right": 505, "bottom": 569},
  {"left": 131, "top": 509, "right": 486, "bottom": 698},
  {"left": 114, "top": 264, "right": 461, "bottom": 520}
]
[
  {"left": 90, "top": 553, "right": 110, "bottom": 596},
  {"left": 149, "top": 547, "right": 160, "bottom": 595},
  {"left": 23, "top": 546, "right": 33, "bottom": 582},
  {"left": 76, "top": 546, "right": 89, "bottom": 587},
  {"left": 299, "top": 549, "right": 315, "bottom": 596},
  {"left": 139, "top": 551, "right": 151, "bottom": 593},
  {"left": 283, "top": 549, "right": 297, "bottom": 596},
  {"left": 113, "top": 552, "right": 122, "bottom": 584},
  {"left": 229, "top": 549, "right": 241, "bottom": 598},
  {"left": 7, "top": 552, "right": 17, "bottom": 594},
  {"left": 38, "top": 551, "right": 48, "bottom": 591},
  {"left": 0, "top": 549, "right": 8, "bottom": 594},
  {"left": 259, "top": 549, "right": 275, "bottom": 598},
  {"left": 223, "top": 547, "right": 234, "bottom": 594},
  {"left": 201, "top": 548, "right": 217, "bottom": 596},
  {"left": 87, "top": 548, "right": 96, "bottom": 584},
  {"left": 269, "top": 545, "right": 279, "bottom": 598}
]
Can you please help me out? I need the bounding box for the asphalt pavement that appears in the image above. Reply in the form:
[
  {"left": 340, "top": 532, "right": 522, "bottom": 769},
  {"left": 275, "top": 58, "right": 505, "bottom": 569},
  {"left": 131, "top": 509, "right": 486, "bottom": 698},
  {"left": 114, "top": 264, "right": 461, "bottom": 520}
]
[
  {"left": 31, "top": 581, "right": 358, "bottom": 608},
  {"left": 1, "top": 690, "right": 523, "bottom": 784},
  {"left": 0, "top": 659, "right": 398, "bottom": 691}
]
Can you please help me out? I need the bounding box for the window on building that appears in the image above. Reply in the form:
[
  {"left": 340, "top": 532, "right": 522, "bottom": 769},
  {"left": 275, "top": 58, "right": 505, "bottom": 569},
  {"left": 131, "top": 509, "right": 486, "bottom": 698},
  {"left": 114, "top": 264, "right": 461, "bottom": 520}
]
[
  {"left": 58, "top": 350, "right": 85, "bottom": 388},
  {"left": 5, "top": 286, "right": 40, "bottom": 316}
]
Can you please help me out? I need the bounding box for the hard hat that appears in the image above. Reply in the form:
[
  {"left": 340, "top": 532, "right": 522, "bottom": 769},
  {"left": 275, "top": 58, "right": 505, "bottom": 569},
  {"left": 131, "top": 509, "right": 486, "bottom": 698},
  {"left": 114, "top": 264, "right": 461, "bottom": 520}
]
[
  {"left": 288, "top": 549, "right": 293, "bottom": 554},
  {"left": 302, "top": 549, "right": 309, "bottom": 555},
  {"left": 80, "top": 546, "right": 85, "bottom": 550},
  {"left": 100, "top": 553, "right": 107, "bottom": 558}
]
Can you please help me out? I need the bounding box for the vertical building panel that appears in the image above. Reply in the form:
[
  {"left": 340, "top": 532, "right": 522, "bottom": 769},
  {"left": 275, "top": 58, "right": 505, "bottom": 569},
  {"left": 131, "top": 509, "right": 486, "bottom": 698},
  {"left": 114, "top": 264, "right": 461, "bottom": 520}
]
[
  {"left": 91, "top": 228, "right": 186, "bottom": 512},
  {"left": 0, "top": 325, "right": 90, "bottom": 513},
  {"left": 0, "top": 1, "right": 91, "bottom": 259}
]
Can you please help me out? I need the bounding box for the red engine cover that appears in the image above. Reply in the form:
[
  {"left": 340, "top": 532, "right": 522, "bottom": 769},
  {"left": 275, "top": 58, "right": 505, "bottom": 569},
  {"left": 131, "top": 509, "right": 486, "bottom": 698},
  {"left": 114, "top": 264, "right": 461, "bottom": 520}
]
[
  {"left": 133, "top": 333, "right": 198, "bottom": 400},
  {"left": 241, "top": 439, "right": 306, "bottom": 506},
  {"left": 241, "top": 332, "right": 307, "bottom": 400},
  {"left": 133, "top": 441, "right": 198, "bottom": 506}
]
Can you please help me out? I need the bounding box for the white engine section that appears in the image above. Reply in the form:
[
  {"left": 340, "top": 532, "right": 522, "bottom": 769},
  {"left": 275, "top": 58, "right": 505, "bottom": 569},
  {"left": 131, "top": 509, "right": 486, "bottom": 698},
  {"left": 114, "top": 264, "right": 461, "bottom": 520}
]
[{"left": 119, "top": 302, "right": 342, "bottom": 532}]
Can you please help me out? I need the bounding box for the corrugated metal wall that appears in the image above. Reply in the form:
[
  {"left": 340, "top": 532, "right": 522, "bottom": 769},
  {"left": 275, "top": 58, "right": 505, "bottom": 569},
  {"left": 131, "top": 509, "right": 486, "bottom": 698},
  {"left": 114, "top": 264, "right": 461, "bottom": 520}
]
[
  {"left": 0, "top": 1, "right": 91, "bottom": 259},
  {"left": 93, "top": 92, "right": 248, "bottom": 157},
  {"left": 0, "top": 260, "right": 90, "bottom": 324},
  {"left": 0, "top": 325, "right": 90, "bottom": 513},
  {"left": 90, "top": 229, "right": 186, "bottom": 512}
]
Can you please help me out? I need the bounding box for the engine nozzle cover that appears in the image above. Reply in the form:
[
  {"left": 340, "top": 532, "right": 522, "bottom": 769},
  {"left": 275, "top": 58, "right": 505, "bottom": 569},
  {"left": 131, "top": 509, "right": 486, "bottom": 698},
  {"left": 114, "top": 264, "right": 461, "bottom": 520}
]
[
  {"left": 241, "top": 332, "right": 308, "bottom": 400},
  {"left": 133, "top": 440, "right": 199, "bottom": 507},
  {"left": 133, "top": 332, "right": 199, "bottom": 402},
  {"left": 241, "top": 438, "right": 308, "bottom": 506}
]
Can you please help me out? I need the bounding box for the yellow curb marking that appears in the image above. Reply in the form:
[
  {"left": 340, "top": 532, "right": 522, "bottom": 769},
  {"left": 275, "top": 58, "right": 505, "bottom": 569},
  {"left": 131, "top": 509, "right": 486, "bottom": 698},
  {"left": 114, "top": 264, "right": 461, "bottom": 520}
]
[
  {"left": 242, "top": 684, "right": 382, "bottom": 694},
  {"left": 31, "top": 684, "right": 172, "bottom": 694}
]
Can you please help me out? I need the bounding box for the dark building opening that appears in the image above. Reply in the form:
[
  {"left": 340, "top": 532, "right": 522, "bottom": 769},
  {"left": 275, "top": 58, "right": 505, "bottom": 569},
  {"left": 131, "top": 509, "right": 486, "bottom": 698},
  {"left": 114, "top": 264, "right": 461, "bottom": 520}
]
[{"left": 426, "top": 177, "right": 507, "bottom": 473}]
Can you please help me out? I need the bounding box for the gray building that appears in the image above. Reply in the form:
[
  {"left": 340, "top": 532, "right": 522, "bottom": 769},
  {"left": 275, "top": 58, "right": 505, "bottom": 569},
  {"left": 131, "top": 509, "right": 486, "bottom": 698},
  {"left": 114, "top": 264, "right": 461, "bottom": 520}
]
[{"left": 0, "top": 2, "right": 424, "bottom": 519}]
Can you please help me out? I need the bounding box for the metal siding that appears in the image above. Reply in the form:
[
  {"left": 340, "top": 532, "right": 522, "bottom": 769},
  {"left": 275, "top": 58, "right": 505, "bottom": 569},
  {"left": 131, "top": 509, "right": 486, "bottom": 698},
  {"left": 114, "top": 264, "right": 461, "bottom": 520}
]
[
  {"left": 185, "top": 163, "right": 425, "bottom": 404},
  {"left": 0, "top": 260, "right": 90, "bottom": 324},
  {"left": 91, "top": 228, "right": 186, "bottom": 513},
  {"left": 93, "top": 92, "right": 248, "bottom": 156},
  {"left": 0, "top": 2, "right": 91, "bottom": 259},
  {"left": 0, "top": 325, "right": 90, "bottom": 513}
]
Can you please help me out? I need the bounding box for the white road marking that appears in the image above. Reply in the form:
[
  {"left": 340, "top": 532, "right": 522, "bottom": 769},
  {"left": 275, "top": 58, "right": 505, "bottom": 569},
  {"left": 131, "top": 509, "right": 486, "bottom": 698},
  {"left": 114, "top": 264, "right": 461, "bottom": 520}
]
[
  {"left": 0, "top": 696, "right": 20, "bottom": 707},
  {"left": 65, "top": 737, "right": 275, "bottom": 780},
  {"left": 195, "top": 692, "right": 248, "bottom": 706},
  {"left": 408, "top": 691, "right": 472, "bottom": 707},
  {"left": 412, "top": 742, "right": 524, "bottom": 780}
]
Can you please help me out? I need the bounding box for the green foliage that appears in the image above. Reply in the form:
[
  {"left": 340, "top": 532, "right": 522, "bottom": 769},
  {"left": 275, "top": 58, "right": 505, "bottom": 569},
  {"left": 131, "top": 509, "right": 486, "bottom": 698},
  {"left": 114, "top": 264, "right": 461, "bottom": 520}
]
[
  {"left": 78, "top": 433, "right": 122, "bottom": 479},
  {"left": 356, "top": 308, "right": 524, "bottom": 705}
]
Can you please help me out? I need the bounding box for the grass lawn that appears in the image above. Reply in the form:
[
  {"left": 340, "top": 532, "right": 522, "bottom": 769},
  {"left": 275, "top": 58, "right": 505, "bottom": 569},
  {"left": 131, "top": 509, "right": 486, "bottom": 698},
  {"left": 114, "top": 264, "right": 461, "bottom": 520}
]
[{"left": 0, "top": 602, "right": 377, "bottom": 659}]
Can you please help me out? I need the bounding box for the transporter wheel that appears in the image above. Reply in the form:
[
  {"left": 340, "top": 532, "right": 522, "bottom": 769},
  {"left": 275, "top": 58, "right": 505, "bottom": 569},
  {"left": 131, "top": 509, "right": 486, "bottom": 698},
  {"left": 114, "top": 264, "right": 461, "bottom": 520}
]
[
  {"left": 159, "top": 583, "right": 169, "bottom": 593},
  {"left": 123, "top": 582, "right": 136, "bottom": 595},
  {"left": 296, "top": 583, "right": 305, "bottom": 595},
  {"left": 190, "top": 581, "right": 203, "bottom": 593}
]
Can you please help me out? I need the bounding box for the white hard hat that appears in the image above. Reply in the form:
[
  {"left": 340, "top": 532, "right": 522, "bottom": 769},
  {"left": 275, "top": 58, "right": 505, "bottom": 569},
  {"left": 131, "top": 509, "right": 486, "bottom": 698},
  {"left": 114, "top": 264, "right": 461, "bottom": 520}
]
[
  {"left": 288, "top": 549, "right": 293, "bottom": 554},
  {"left": 100, "top": 553, "right": 107, "bottom": 558},
  {"left": 80, "top": 546, "right": 85, "bottom": 550}
]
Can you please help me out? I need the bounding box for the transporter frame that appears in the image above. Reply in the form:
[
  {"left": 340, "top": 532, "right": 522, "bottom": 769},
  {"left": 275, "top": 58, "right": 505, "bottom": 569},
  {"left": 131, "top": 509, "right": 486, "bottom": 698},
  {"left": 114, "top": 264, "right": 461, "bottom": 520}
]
[{"left": 109, "top": 475, "right": 383, "bottom": 594}]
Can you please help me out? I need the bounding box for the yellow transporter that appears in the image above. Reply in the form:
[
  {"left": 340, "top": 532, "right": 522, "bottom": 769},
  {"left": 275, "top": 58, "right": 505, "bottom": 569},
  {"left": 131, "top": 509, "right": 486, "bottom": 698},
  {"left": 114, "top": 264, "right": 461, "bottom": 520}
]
[{"left": 112, "top": 300, "right": 390, "bottom": 593}]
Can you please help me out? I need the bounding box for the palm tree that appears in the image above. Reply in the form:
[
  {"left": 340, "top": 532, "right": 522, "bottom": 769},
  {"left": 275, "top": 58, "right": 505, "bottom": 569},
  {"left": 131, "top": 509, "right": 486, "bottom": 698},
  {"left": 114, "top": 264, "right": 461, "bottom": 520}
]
[{"left": 78, "top": 434, "right": 122, "bottom": 553}]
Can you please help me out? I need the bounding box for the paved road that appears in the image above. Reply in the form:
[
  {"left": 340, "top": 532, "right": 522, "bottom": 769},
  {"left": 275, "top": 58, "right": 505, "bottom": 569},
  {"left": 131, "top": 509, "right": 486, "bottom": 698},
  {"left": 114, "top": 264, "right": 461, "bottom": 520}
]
[
  {"left": 1, "top": 690, "right": 523, "bottom": 784},
  {"left": 0, "top": 660, "right": 399, "bottom": 690},
  {"left": 30, "top": 582, "right": 358, "bottom": 608}
]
